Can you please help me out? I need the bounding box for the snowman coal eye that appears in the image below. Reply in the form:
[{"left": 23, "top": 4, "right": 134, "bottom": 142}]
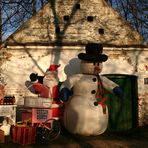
[
  {"left": 93, "top": 62, "right": 100, "bottom": 66},
  {"left": 83, "top": 60, "right": 91, "bottom": 63}
]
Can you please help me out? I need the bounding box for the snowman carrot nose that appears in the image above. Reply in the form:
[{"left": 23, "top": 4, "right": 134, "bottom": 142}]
[{"left": 94, "top": 66, "right": 100, "bottom": 71}]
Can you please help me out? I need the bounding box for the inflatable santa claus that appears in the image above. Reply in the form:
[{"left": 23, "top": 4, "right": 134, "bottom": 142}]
[
  {"left": 25, "top": 64, "right": 62, "bottom": 119},
  {"left": 31, "top": 64, "right": 60, "bottom": 100}
]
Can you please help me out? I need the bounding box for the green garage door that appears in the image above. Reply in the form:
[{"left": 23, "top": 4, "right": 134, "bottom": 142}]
[{"left": 103, "top": 74, "right": 138, "bottom": 132}]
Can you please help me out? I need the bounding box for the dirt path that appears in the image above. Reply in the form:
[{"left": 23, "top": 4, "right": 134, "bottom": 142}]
[{"left": 0, "top": 125, "right": 148, "bottom": 148}]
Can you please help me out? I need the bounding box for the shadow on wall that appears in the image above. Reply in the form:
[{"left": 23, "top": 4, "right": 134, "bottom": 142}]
[{"left": 64, "top": 58, "right": 81, "bottom": 77}]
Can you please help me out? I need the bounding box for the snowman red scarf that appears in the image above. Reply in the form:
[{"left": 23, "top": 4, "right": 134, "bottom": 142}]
[{"left": 94, "top": 75, "right": 108, "bottom": 114}]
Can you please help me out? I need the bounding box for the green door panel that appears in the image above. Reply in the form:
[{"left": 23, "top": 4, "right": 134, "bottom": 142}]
[{"left": 103, "top": 74, "right": 138, "bottom": 132}]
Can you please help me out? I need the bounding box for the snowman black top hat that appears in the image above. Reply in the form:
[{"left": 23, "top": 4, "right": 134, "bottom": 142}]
[{"left": 78, "top": 43, "right": 108, "bottom": 62}]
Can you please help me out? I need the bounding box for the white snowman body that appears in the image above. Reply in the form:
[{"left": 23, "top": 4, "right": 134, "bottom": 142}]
[{"left": 61, "top": 61, "right": 119, "bottom": 136}]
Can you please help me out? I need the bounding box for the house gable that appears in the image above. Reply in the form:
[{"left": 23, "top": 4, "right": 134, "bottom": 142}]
[{"left": 4, "top": 0, "right": 147, "bottom": 46}]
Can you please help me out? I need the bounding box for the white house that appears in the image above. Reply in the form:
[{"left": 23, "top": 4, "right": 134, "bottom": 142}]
[{"left": 0, "top": 0, "right": 147, "bottom": 127}]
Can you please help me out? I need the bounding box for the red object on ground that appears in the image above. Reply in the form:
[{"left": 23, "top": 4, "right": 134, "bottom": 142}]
[
  {"left": 0, "top": 85, "right": 5, "bottom": 104},
  {"left": 0, "top": 130, "right": 5, "bottom": 143},
  {"left": 13, "top": 126, "right": 36, "bottom": 145}
]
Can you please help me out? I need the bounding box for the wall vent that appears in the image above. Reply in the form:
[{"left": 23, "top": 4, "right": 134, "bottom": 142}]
[
  {"left": 98, "top": 28, "right": 104, "bottom": 34},
  {"left": 87, "top": 16, "right": 94, "bottom": 22},
  {"left": 55, "top": 26, "right": 60, "bottom": 34},
  {"left": 76, "top": 3, "right": 80, "bottom": 9},
  {"left": 63, "top": 15, "right": 69, "bottom": 21}
]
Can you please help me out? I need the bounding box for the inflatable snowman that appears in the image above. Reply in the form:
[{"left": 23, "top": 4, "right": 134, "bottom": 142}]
[{"left": 60, "top": 43, "right": 123, "bottom": 136}]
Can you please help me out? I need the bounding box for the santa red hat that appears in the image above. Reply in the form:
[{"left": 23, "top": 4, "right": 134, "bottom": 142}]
[{"left": 45, "top": 64, "right": 60, "bottom": 74}]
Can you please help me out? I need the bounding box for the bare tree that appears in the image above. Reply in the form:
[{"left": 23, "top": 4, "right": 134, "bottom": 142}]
[
  {"left": 33, "top": 0, "right": 37, "bottom": 15},
  {"left": 1, "top": 0, "right": 47, "bottom": 41},
  {"left": 107, "top": 0, "right": 148, "bottom": 42}
]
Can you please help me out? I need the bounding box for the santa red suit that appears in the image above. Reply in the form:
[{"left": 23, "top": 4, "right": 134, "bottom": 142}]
[
  {"left": 32, "top": 64, "right": 60, "bottom": 99},
  {"left": 32, "top": 64, "right": 63, "bottom": 119}
]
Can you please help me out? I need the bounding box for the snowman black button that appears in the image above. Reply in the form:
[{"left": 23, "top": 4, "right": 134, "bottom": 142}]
[
  {"left": 94, "top": 102, "right": 98, "bottom": 106},
  {"left": 91, "top": 90, "right": 96, "bottom": 94},
  {"left": 92, "top": 78, "right": 97, "bottom": 82}
]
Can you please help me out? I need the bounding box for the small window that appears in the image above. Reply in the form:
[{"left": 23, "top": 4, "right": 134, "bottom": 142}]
[
  {"left": 98, "top": 28, "right": 104, "bottom": 34},
  {"left": 55, "top": 26, "right": 60, "bottom": 34},
  {"left": 87, "top": 16, "right": 94, "bottom": 22},
  {"left": 63, "top": 15, "right": 69, "bottom": 21},
  {"left": 76, "top": 3, "right": 80, "bottom": 9}
]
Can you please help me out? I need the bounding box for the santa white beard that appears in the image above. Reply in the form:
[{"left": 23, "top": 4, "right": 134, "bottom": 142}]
[
  {"left": 43, "top": 77, "right": 58, "bottom": 87},
  {"left": 43, "top": 77, "right": 58, "bottom": 98}
]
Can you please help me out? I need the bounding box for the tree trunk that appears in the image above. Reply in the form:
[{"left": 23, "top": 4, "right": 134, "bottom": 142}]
[{"left": 33, "top": 0, "right": 37, "bottom": 15}]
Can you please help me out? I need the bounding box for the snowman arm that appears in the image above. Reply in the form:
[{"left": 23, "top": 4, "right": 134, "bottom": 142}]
[
  {"left": 60, "top": 78, "right": 72, "bottom": 90},
  {"left": 59, "top": 77, "right": 73, "bottom": 102},
  {"left": 100, "top": 75, "right": 124, "bottom": 100},
  {"left": 60, "top": 74, "right": 80, "bottom": 90},
  {"left": 60, "top": 74, "right": 81, "bottom": 102},
  {"left": 59, "top": 87, "right": 73, "bottom": 102},
  {"left": 100, "top": 75, "right": 119, "bottom": 93},
  {"left": 112, "top": 86, "right": 124, "bottom": 100}
]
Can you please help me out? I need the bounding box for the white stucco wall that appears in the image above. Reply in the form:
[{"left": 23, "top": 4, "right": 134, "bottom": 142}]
[
  {"left": 0, "top": 46, "right": 148, "bottom": 125},
  {"left": 1, "top": 46, "right": 82, "bottom": 104},
  {"left": 103, "top": 48, "right": 148, "bottom": 126}
]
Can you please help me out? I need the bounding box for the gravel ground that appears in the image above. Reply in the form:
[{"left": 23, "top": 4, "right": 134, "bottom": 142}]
[{"left": 0, "top": 125, "right": 148, "bottom": 148}]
